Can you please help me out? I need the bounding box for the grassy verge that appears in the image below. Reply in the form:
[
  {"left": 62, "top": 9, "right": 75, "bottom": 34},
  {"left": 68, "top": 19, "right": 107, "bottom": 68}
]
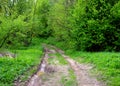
[
  {"left": 66, "top": 50, "right": 120, "bottom": 86},
  {"left": 0, "top": 38, "right": 44, "bottom": 86}
]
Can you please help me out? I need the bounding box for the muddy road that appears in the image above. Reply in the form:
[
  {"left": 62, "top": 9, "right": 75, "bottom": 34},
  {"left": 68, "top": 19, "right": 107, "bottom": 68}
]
[{"left": 21, "top": 45, "right": 105, "bottom": 86}]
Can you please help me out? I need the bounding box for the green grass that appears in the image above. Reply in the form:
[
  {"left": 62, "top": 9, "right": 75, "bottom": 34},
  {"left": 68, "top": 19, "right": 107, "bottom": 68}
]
[
  {"left": 48, "top": 53, "right": 68, "bottom": 65},
  {"left": 60, "top": 69, "right": 77, "bottom": 86},
  {"left": 66, "top": 50, "right": 120, "bottom": 86},
  {"left": 0, "top": 38, "right": 44, "bottom": 86}
]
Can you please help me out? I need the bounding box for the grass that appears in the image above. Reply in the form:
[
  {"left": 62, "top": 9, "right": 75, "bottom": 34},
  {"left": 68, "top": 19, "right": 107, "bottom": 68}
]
[
  {"left": 2, "top": 37, "right": 118, "bottom": 86},
  {"left": 0, "top": 38, "right": 44, "bottom": 86},
  {"left": 48, "top": 53, "right": 68, "bottom": 65},
  {"left": 60, "top": 68, "right": 77, "bottom": 86},
  {"left": 66, "top": 50, "right": 120, "bottom": 86}
]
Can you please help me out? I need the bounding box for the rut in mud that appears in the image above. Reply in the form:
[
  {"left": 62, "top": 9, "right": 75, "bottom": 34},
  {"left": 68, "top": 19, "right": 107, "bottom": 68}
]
[{"left": 26, "top": 44, "right": 105, "bottom": 86}]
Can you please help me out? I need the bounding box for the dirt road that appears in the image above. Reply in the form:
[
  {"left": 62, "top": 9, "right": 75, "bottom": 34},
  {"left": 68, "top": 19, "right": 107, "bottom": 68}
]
[{"left": 26, "top": 45, "right": 105, "bottom": 86}]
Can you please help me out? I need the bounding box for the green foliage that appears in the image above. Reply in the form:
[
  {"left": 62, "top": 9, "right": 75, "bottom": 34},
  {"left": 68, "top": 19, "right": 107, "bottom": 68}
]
[
  {"left": 0, "top": 0, "right": 120, "bottom": 85},
  {"left": 44, "top": 0, "right": 120, "bottom": 52},
  {"left": 34, "top": 0, "right": 51, "bottom": 37},
  {"left": 68, "top": 0, "right": 117, "bottom": 51},
  {"left": 0, "top": 1, "right": 33, "bottom": 48},
  {"left": 66, "top": 51, "right": 120, "bottom": 86},
  {"left": 1, "top": 0, "right": 120, "bottom": 51},
  {"left": 0, "top": 15, "right": 32, "bottom": 48},
  {"left": 0, "top": 38, "right": 43, "bottom": 85}
]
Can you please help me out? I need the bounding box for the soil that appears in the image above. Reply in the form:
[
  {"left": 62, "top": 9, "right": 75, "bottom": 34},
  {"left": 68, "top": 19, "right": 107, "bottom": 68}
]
[{"left": 23, "top": 45, "right": 105, "bottom": 86}]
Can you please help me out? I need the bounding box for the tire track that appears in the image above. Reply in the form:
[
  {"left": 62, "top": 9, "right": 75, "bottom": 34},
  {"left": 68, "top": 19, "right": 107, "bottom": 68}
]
[
  {"left": 48, "top": 45, "right": 105, "bottom": 86},
  {"left": 27, "top": 44, "right": 105, "bottom": 86}
]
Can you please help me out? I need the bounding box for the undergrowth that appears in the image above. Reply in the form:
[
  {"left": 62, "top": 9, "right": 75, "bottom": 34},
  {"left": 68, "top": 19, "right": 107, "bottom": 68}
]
[
  {"left": 66, "top": 51, "right": 120, "bottom": 86},
  {"left": 0, "top": 38, "right": 43, "bottom": 86}
]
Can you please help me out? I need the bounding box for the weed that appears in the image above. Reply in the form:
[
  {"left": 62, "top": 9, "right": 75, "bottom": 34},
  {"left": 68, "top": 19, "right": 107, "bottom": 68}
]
[
  {"left": 66, "top": 51, "right": 120, "bottom": 86},
  {"left": 0, "top": 38, "right": 43, "bottom": 86}
]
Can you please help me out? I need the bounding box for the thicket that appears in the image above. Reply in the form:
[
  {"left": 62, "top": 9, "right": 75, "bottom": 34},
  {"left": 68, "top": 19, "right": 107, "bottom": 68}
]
[
  {"left": 0, "top": 0, "right": 120, "bottom": 52},
  {"left": 0, "top": 38, "right": 43, "bottom": 85},
  {"left": 47, "top": 0, "right": 120, "bottom": 52},
  {"left": 0, "top": 0, "right": 50, "bottom": 49}
]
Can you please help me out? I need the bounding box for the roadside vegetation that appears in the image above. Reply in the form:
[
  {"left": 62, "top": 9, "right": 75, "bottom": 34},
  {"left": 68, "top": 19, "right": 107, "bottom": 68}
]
[
  {"left": 65, "top": 51, "right": 120, "bottom": 86},
  {"left": 0, "top": 38, "right": 43, "bottom": 86},
  {"left": 0, "top": 0, "right": 120, "bottom": 86}
]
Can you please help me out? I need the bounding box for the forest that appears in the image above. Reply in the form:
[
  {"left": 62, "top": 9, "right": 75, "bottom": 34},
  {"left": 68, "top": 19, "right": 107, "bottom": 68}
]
[
  {"left": 0, "top": 0, "right": 120, "bottom": 86},
  {"left": 0, "top": 0, "right": 120, "bottom": 51}
]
